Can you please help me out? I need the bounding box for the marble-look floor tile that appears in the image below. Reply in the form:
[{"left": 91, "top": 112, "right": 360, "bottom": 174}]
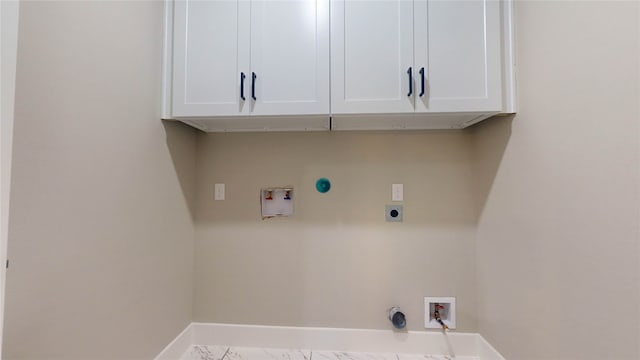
[
  {"left": 395, "top": 355, "right": 431, "bottom": 360},
  {"left": 181, "top": 345, "right": 478, "bottom": 360},
  {"left": 225, "top": 346, "right": 311, "bottom": 360},
  {"left": 398, "top": 355, "right": 478, "bottom": 360},
  {"left": 397, "top": 354, "right": 447, "bottom": 360},
  {"left": 312, "top": 351, "right": 398, "bottom": 360},
  {"left": 181, "top": 345, "right": 229, "bottom": 360}
]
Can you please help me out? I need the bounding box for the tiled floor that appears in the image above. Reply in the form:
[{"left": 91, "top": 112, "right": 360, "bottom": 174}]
[{"left": 180, "top": 345, "right": 479, "bottom": 360}]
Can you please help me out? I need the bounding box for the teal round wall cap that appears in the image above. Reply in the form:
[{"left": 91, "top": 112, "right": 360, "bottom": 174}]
[{"left": 315, "top": 178, "right": 331, "bottom": 193}]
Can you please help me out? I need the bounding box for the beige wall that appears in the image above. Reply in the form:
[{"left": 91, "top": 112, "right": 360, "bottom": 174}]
[
  {"left": 474, "top": 1, "right": 640, "bottom": 360},
  {"left": 1, "top": 0, "right": 20, "bottom": 352},
  {"left": 5, "top": 1, "right": 639, "bottom": 359},
  {"left": 193, "top": 131, "right": 478, "bottom": 331},
  {"left": 3, "top": 2, "right": 197, "bottom": 359}
]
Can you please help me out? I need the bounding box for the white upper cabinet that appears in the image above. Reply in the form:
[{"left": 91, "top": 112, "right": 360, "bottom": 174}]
[
  {"left": 250, "top": 1, "right": 330, "bottom": 116},
  {"left": 170, "top": 0, "right": 330, "bottom": 119},
  {"left": 330, "top": 0, "right": 415, "bottom": 114},
  {"left": 414, "top": 0, "right": 502, "bottom": 112},
  {"left": 164, "top": 0, "right": 515, "bottom": 130},
  {"left": 330, "top": 0, "right": 505, "bottom": 115},
  {"left": 172, "top": 1, "right": 250, "bottom": 117}
]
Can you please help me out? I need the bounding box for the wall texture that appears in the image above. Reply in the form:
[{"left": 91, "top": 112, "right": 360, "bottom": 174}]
[
  {"left": 193, "top": 131, "right": 478, "bottom": 332},
  {"left": 3, "top": 2, "right": 197, "bottom": 359},
  {"left": 474, "top": 1, "right": 640, "bottom": 359}
]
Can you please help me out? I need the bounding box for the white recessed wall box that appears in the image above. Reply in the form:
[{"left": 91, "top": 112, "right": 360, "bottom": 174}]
[
  {"left": 261, "top": 187, "right": 294, "bottom": 219},
  {"left": 424, "top": 297, "right": 456, "bottom": 330}
]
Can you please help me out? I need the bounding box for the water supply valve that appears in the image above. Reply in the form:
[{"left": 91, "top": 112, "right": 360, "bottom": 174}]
[{"left": 424, "top": 297, "right": 456, "bottom": 330}]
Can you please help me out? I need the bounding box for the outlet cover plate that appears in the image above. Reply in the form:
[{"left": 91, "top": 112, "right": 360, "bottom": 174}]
[
  {"left": 385, "top": 205, "right": 403, "bottom": 222},
  {"left": 214, "top": 183, "right": 225, "bottom": 200},
  {"left": 392, "top": 184, "right": 403, "bottom": 201}
]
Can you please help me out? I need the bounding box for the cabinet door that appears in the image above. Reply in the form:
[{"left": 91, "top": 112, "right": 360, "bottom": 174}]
[
  {"left": 172, "top": 0, "right": 250, "bottom": 117},
  {"left": 250, "top": 0, "right": 330, "bottom": 116},
  {"left": 414, "top": 0, "right": 502, "bottom": 113},
  {"left": 331, "top": 0, "right": 415, "bottom": 114}
]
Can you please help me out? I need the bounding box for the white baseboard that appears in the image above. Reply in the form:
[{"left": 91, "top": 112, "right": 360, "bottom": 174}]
[{"left": 155, "top": 323, "right": 506, "bottom": 360}]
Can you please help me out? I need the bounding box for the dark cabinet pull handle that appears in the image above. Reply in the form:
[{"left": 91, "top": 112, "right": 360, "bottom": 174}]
[
  {"left": 407, "top": 67, "right": 413, "bottom": 97},
  {"left": 240, "top": 72, "right": 246, "bottom": 101},
  {"left": 419, "top": 67, "right": 425, "bottom": 97},
  {"left": 251, "top": 72, "right": 257, "bottom": 101}
]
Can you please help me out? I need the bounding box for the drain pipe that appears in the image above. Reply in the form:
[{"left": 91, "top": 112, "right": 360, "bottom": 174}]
[{"left": 388, "top": 306, "right": 406, "bottom": 330}]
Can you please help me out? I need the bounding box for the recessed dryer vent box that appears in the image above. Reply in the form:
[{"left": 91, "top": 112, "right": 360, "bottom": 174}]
[
  {"left": 424, "top": 297, "right": 456, "bottom": 330},
  {"left": 261, "top": 187, "right": 293, "bottom": 219}
]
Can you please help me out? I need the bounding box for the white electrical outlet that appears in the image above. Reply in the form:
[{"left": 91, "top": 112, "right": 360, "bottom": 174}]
[
  {"left": 424, "top": 297, "right": 456, "bottom": 329},
  {"left": 392, "top": 184, "right": 403, "bottom": 201},
  {"left": 214, "top": 183, "right": 225, "bottom": 200}
]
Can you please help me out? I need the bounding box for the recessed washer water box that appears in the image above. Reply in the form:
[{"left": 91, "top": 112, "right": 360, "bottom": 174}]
[
  {"left": 261, "top": 187, "right": 294, "bottom": 219},
  {"left": 424, "top": 297, "right": 456, "bottom": 330}
]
